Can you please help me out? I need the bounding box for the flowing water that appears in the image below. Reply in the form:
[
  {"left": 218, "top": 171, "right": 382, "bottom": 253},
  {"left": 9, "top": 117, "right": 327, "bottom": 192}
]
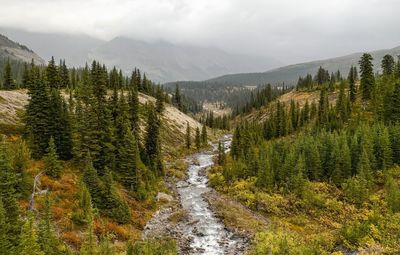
[
  {"left": 145, "top": 135, "right": 247, "bottom": 254},
  {"left": 175, "top": 136, "right": 245, "bottom": 254}
]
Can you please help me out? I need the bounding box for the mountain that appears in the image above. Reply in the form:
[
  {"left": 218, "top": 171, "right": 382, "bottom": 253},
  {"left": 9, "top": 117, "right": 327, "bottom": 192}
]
[
  {"left": 0, "top": 27, "right": 104, "bottom": 66},
  {"left": 0, "top": 28, "right": 280, "bottom": 83},
  {"left": 88, "top": 36, "right": 279, "bottom": 83},
  {"left": 201, "top": 45, "right": 400, "bottom": 86},
  {"left": 0, "top": 33, "right": 44, "bottom": 64},
  {"left": 166, "top": 45, "right": 400, "bottom": 106}
]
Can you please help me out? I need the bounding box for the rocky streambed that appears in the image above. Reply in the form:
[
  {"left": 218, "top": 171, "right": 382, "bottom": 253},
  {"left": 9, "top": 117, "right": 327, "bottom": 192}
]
[{"left": 144, "top": 136, "right": 249, "bottom": 254}]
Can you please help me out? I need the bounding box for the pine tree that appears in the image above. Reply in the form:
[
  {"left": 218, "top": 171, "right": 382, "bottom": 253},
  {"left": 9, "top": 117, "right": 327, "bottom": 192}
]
[
  {"left": 385, "top": 175, "right": 400, "bottom": 213},
  {"left": 0, "top": 199, "right": 11, "bottom": 252},
  {"left": 348, "top": 65, "right": 357, "bottom": 102},
  {"left": 384, "top": 83, "right": 400, "bottom": 123},
  {"left": 43, "top": 137, "right": 62, "bottom": 178},
  {"left": 174, "top": 84, "right": 183, "bottom": 111},
  {"left": 201, "top": 124, "right": 207, "bottom": 146},
  {"left": 144, "top": 105, "right": 163, "bottom": 176},
  {"left": 336, "top": 81, "right": 348, "bottom": 124},
  {"left": 24, "top": 66, "right": 51, "bottom": 159},
  {"left": 118, "top": 127, "right": 141, "bottom": 191},
  {"left": 3, "top": 59, "right": 15, "bottom": 90},
  {"left": 0, "top": 141, "right": 21, "bottom": 251},
  {"left": 46, "top": 57, "right": 60, "bottom": 90},
  {"left": 80, "top": 220, "right": 97, "bottom": 255},
  {"left": 127, "top": 79, "right": 140, "bottom": 139},
  {"left": 59, "top": 60, "right": 70, "bottom": 89},
  {"left": 195, "top": 127, "right": 201, "bottom": 149},
  {"left": 359, "top": 53, "right": 375, "bottom": 100},
  {"left": 155, "top": 87, "right": 165, "bottom": 114},
  {"left": 99, "top": 235, "right": 115, "bottom": 255},
  {"left": 318, "top": 88, "right": 329, "bottom": 127},
  {"left": 38, "top": 194, "right": 63, "bottom": 255},
  {"left": 186, "top": 122, "right": 191, "bottom": 149},
  {"left": 18, "top": 214, "right": 44, "bottom": 255},
  {"left": 373, "top": 124, "right": 392, "bottom": 170},
  {"left": 381, "top": 54, "right": 395, "bottom": 76},
  {"left": 78, "top": 183, "right": 94, "bottom": 224},
  {"left": 217, "top": 141, "right": 226, "bottom": 165}
]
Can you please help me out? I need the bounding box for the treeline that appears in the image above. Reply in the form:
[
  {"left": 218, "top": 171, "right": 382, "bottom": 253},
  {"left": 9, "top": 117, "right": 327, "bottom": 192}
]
[
  {"left": 233, "top": 84, "right": 289, "bottom": 116},
  {"left": 171, "top": 84, "right": 203, "bottom": 113},
  {"left": 297, "top": 66, "right": 354, "bottom": 91},
  {"left": 222, "top": 53, "right": 400, "bottom": 205},
  {"left": 0, "top": 56, "right": 170, "bottom": 254}
]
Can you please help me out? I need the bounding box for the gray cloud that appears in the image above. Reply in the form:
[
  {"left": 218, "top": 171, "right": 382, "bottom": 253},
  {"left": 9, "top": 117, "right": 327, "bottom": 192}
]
[{"left": 1, "top": 0, "right": 399, "bottom": 64}]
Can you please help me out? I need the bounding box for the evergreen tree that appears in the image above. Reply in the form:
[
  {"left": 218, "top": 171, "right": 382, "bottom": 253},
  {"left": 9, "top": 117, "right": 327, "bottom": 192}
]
[
  {"left": 318, "top": 88, "right": 329, "bottom": 126},
  {"left": 18, "top": 214, "right": 44, "bottom": 255},
  {"left": 336, "top": 81, "right": 349, "bottom": 124},
  {"left": 385, "top": 175, "right": 400, "bottom": 213},
  {"left": 80, "top": 221, "right": 97, "bottom": 255},
  {"left": 0, "top": 199, "right": 11, "bottom": 252},
  {"left": 381, "top": 54, "right": 395, "bottom": 76},
  {"left": 186, "top": 122, "right": 191, "bottom": 149},
  {"left": 348, "top": 65, "right": 357, "bottom": 102},
  {"left": 24, "top": 66, "right": 51, "bottom": 159},
  {"left": 118, "top": 127, "right": 141, "bottom": 191},
  {"left": 195, "top": 127, "right": 201, "bottom": 150},
  {"left": 201, "top": 124, "right": 207, "bottom": 146},
  {"left": 43, "top": 137, "right": 62, "bottom": 178},
  {"left": 144, "top": 105, "right": 163, "bottom": 176},
  {"left": 359, "top": 53, "right": 375, "bottom": 100},
  {"left": 217, "top": 141, "right": 226, "bottom": 165},
  {"left": 384, "top": 83, "right": 400, "bottom": 123},
  {"left": 46, "top": 57, "right": 59, "bottom": 90},
  {"left": 0, "top": 141, "right": 21, "bottom": 251},
  {"left": 128, "top": 71, "right": 140, "bottom": 139},
  {"left": 59, "top": 60, "right": 70, "bottom": 89},
  {"left": 38, "top": 194, "right": 63, "bottom": 255},
  {"left": 2, "top": 59, "right": 15, "bottom": 90},
  {"left": 174, "top": 84, "right": 183, "bottom": 111}
]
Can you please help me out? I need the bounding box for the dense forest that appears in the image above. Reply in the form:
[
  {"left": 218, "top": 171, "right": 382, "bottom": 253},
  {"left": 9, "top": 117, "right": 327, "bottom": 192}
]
[{"left": 209, "top": 53, "right": 400, "bottom": 254}]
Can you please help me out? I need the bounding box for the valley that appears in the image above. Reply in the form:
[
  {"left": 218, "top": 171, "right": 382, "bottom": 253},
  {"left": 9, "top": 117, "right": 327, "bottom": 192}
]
[{"left": 1, "top": 3, "right": 400, "bottom": 254}]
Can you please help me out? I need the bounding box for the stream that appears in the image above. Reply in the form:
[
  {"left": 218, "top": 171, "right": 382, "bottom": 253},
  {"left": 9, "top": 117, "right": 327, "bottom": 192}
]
[{"left": 144, "top": 135, "right": 247, "bottom": 254}]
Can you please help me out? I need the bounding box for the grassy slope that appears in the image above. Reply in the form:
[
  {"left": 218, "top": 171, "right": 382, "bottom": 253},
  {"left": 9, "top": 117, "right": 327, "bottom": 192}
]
[
  {"left": 0, "top": 89, "right": 209, "bottom": 252},
  {"left": 210, "top": 87, "right": 400, "bottom": 254}
]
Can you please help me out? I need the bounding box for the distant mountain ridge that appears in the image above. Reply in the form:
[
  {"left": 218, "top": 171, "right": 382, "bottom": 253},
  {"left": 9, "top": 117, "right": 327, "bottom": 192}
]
[
  {"left": 200, "top": 45, "right": 400, "bottom": 86},
  {"left": 0, "top": 33, "right": 44, "bottom": 64},
  {"left": 0, "top": 28, "right": 280, "bottom": 83}
]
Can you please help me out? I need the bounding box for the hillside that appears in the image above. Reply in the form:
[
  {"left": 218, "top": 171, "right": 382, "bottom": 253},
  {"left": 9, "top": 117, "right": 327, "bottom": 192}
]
[
  {"left": 168, "top": 45, "right": 400, "bottom": 106},
  {"left": 0, "top": 33, "right": 44, "bottom": 64},
  {"left": 0, "top": 90, "right": 202, "bottom": 156}
]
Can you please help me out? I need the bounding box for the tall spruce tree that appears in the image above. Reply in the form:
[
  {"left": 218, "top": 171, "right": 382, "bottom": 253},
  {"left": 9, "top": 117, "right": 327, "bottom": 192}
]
[
  {"left": 359, "top": 53, "right": 375, "bottom": 100},
  {"left": 186, "top": 122, "right": 191, "bottom": 149},
  {"left": 144, "top": 105, "right": 163, "bottom": 176},
  {"left": 201, "top": 124, "right": 207, "bottom": 146},
  {"left": 348, "top": 65, "right": 357, "bottom": 102},
  {"left": 25, "top": 66, "right": 51, "bottom": 159},
  {"left": 46, "top": 57, "right": 59, "bottom": 90},
  {"left": 381, "top": 54, "right": 395, "bottom": 76},
  {"left": 43, "top": 137, "right": 62, "bottom": 178},
  {"left": 195, "top": 127, "right": 201, "bottom": 149}
]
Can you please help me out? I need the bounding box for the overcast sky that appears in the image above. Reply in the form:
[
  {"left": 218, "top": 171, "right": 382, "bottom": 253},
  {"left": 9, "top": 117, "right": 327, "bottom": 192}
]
[{"left": 1, "top": 0, "right": 399, "bottom": 64}]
